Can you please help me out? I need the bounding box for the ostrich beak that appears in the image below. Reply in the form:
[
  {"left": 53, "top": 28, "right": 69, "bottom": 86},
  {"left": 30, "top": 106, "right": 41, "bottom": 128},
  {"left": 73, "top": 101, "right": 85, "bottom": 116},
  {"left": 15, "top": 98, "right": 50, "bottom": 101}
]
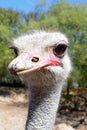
[{"left": 8, "top": 52, "right": 61, "bottom": 75}]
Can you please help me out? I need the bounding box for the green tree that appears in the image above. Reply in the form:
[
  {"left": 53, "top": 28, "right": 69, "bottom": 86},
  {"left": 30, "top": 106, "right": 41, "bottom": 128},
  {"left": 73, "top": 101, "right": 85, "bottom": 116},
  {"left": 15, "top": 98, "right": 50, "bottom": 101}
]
[{"left": 0, "top": 8, "right": 21, "bottom": 84}]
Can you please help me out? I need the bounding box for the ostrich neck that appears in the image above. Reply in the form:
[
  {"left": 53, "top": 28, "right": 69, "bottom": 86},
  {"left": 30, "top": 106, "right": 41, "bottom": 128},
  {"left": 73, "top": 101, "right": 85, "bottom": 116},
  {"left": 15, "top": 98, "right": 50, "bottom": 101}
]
[{"left": 25, "top": 80, "right": 63, "bottom": 130}]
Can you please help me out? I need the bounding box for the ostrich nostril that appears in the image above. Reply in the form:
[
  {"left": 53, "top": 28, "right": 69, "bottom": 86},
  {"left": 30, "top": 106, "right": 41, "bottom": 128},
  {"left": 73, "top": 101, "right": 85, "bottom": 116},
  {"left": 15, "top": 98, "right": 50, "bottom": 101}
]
[{"left": 31, "top": 57, "right": 39, "bottom": 63}]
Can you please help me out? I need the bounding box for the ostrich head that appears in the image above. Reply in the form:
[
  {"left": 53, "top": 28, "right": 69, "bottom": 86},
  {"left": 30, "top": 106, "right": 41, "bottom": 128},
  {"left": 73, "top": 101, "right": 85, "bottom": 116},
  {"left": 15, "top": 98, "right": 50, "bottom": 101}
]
[
  {"left": 8, "top": 31, "right": 71, "bottom": 84},
  {"left": 8, "top": 31, "right": 71, "bottom": 130}
]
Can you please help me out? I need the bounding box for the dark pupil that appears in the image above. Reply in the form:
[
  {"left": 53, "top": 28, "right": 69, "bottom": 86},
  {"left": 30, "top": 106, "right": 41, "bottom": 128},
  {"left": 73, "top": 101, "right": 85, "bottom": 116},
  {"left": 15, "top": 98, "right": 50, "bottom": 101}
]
[
  {"left": 14, "top": 48, "right": 18, "bottom": 56},
  {"left": 54, "top": 44, "right": 67, "bottom": 58}
]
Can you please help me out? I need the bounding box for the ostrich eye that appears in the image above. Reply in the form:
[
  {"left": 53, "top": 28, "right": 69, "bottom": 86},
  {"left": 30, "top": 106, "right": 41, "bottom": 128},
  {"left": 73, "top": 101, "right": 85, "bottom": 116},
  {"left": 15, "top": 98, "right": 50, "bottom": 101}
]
[
  {"left": 9, "top": 46, "right": 18, "bottom": 57},
  {"left": 14, "top": 48, "right": 18, "bottom": 57},
  {"left": 53, "top": 44, "right": 68, "bottom": 58}
]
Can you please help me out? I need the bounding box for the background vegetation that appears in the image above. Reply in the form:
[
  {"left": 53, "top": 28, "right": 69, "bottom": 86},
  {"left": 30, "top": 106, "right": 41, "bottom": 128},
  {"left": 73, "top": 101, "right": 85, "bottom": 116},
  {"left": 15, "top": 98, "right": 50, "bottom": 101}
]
[{"left": 0, "top": 1, "right": 87, "bottom": 88}]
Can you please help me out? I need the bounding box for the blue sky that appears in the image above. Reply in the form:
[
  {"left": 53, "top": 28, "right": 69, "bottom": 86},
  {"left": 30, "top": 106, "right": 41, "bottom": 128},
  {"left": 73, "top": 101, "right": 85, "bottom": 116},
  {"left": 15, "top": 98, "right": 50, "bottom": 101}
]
[{"left": 0, "top": 0, "right": 87, "bottom": 13}]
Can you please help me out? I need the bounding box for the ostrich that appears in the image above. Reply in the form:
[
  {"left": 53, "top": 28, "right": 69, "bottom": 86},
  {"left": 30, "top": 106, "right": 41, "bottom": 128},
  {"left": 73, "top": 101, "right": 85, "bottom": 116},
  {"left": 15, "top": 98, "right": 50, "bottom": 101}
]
[{"left": 8, "top": 31, "right": 71, "bottom": 130}]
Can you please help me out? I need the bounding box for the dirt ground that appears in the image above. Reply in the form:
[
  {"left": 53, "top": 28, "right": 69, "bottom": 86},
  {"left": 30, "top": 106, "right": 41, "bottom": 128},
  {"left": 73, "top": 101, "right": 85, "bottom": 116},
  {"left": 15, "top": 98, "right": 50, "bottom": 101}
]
[
  {"left": 0, "top": 102, "right": 27, "bottom": 130},
  {"left": 0, "top": 86, "right": 87, "bottom": 130},
  {"left": 0, "top": 86, "right": 28, "bottom": 130}
]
